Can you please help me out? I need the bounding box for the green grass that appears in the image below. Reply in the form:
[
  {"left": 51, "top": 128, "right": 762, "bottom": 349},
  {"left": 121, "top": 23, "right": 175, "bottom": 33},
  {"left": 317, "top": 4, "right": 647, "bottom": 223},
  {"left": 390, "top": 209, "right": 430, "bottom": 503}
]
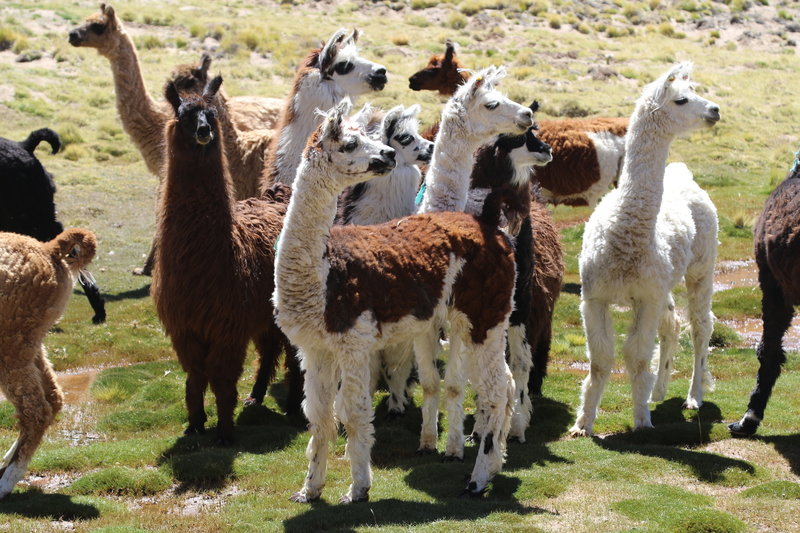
[{"left": 1, "top": 0, "right": 800, "bottom": 531}]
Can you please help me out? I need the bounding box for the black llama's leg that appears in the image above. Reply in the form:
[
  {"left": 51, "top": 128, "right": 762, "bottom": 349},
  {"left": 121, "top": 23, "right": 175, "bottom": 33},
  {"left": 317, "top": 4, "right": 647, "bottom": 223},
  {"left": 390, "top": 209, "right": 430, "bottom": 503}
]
[
  {"left": 78, "top": 270, "right": 106, "bottom": 324},
  {"left": 730, "top": 270, "right": 793, "bottom": 437}
]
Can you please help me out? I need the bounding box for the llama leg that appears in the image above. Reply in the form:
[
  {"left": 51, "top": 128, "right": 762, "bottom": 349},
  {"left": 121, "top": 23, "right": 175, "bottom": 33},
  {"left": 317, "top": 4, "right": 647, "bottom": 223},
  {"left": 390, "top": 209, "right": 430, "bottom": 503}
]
[
  {"left": 283, "top": 341, "right": 305, "bottom": 415},
  {"left": 650, "top": 295, "right": 680, "bottom": 403},
  {"left": 207, "top": 341, "right": 246, "bottom": 445},
  {"left": 335, "top": 351, "right": 374, "bottom": 503},
  {"left": 0, "top": 359, "right": 54, "bottom": 499},
  {"left": 730, "top": 271, "right": 793, "bottom": 436},
  {"left": 507, "top": 323, "right": 532, "bottom": 443},
  {"left": 464, "top": 326, "right": 514, "bottom": 496},
  {"left": 684, "top": 272, "right": 715, "bottom": 409},
  {"left": 35, "top": 347, "right": 64, "bottom": 422},
  {"left": 174, "top": 333, "right": 209, "bottom": 435},
  {"left": 291, "top": 349, "right": 337, "bottom": 503},
  {"left": 622, "top": 299, "right": 661, "bottom": 430},
  {"left": 382, "top": 341, "right": 415, "bottom": 416},
  {"left": 78, "top": 270, "right": 106, "bottom": 324},
  {"left": 414, "top": 328, "right": 441, "bottom": 453},
  {"left": 246, "top": 327, "right": 282, "bottom": 407},
  {"left": 570, "top": 299, "right": 615, "bottom": 437},
  {"left": 529, "top": 322, "right": 551, "bottom": 397},
  {"left": 442, "top": 332, "right": 466, "bottom": 460}
]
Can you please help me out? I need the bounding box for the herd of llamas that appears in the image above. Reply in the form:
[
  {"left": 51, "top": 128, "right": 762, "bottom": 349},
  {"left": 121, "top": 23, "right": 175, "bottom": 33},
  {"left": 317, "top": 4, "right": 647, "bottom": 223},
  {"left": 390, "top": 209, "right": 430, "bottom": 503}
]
[{"left": 0, "top": 1, "right": 796, "bottom": 503}]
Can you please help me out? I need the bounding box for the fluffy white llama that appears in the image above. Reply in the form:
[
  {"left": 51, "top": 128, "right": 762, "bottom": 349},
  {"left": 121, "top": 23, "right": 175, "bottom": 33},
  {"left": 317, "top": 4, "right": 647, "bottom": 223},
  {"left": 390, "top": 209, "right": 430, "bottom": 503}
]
[
  {"left": 570, "top": 62, "right": 720, "bottom": 437},
  {"left": 263, "top": 28, "right": 387, "bottom": 188},
  {"left": 337, "top": 103, "right": 433, "bottom": 414},
  {"left": 274, "top": 101, "right": 517, "bottom": 502},
  {"left": 414, "top": 66, "right": 533, "bottom": 459}
]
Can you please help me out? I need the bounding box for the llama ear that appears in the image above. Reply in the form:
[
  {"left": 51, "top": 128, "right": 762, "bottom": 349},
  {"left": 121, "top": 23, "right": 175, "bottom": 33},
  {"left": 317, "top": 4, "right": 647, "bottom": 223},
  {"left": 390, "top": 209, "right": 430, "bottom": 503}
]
[
  {"left": 203, "top": 75, "right": 223, "bottom": 100},
  {"left": 529, "top": 100, "right": 540, "bottom": 114},
  {"left": 444, "top": 40, "right": 455, "bottom": 65},
  {"left": 200, "top": 53, "right": 212, "bottom": 75},
  {"left": 347, "top": 28, "right": 360, "bottom": 45},
  {"left": 165, "top": 82, "right": 181, "bottom": 114},
  {"left": 383, "top": 105, "right": 404, "bottom": 142},
  {"left": 404, "top": 103, "right": 421, "bottom": 118},
  {"left": 320, "top": 28, "right": 348, "bottom": 75},
  {"left": 326, "top": 100, "right": 351, "bottom": 142},
  {"left": 102, "top": 3, "right": 116, "bottom": 21}
]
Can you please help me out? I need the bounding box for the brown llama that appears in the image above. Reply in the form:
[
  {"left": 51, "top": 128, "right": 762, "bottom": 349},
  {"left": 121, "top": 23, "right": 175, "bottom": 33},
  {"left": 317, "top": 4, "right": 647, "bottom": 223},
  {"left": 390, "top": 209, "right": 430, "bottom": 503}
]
[
  {"left": 730, "top": 159, "right": 800, "bottom": 437},
  {"left": 466, "top": 112, "right": 564, "bottom": 441},
  {"left": 0, "top": 228, "right": 97, "bottom": 498},
  {"left": 408, "top": 41, "right": 628, "bottom": 207},
  {"left": 151, "top": 76, "right": 302, "bottom": 444}
]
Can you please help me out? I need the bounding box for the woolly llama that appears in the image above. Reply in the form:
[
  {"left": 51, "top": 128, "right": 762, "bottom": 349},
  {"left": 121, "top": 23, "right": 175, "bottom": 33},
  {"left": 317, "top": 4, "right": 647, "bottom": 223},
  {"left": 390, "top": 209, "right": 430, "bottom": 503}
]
[
  {"left": 262, "top": 28, "right": 387, "bottom": 188},
  {"left": 275, "top": 101, "right": 517, "bottom": 502},
  {"left": 729, "top": 159, "right": 800, "bottom": 437},
  {"left": 0, "top": 228, "right": 97, "bottom": 498},
  {"left": 409, "top": 41, "right": 628, "bottom": 207},
  {"left": 0, "top": 128, "right": 106, "bottom": 324},
  {"left": 570, "top": 62, "right": 720, "bottom": 437},
  {"left": 151, "top": 76, "right": 302, "bottom": 443},
  {"left": 466, "top": 115, "right": 564, "bottom": 441}
]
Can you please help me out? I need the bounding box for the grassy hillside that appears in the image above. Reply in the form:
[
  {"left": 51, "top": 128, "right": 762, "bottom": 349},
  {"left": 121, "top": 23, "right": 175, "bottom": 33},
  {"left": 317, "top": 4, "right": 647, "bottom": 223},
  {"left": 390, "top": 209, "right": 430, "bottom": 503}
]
[{"left": 0, "top": 0, "right": 799, "bottom": 531}]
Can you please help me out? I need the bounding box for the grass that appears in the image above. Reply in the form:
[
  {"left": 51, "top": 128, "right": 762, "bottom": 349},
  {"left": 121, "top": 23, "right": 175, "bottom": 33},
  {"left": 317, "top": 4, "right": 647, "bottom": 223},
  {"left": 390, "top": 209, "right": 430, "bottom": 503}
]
[{"left": 0, "top": 0, "right": 799, "bottom": 531}]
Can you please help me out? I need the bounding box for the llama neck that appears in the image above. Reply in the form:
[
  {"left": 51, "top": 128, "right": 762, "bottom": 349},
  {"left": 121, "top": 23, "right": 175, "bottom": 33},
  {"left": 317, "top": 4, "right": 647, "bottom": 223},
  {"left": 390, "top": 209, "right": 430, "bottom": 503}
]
[
  {"left": 274, "top": 155, "right": 340, "bottom": 323},
  {"left": 612, "top": 107, "right": 674, "bottom": 236},
  {"left": 102, "top": 30, "right": 168, "bottom": 176},
  {"left": 272, "top": 73, "right": 347, "bottom": 186},
  {"left": 418, "top": 110, "right": 482, "bottom": 213},
  {"left": 347, "top": 162, "right": 420, "bottom": 225}
]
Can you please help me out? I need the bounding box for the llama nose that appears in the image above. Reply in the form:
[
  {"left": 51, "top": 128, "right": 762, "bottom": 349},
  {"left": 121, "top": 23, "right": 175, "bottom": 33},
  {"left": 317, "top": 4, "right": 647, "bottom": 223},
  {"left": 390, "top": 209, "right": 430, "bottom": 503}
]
[
  {"left": 68, "top": 30, "right": 81, "bottom": 46},
  {"left": 382, "top": 148, "right": 396, "bottom": 162},
  {"left": 375, "top": 67, "right": 387, "bottom": 77}
]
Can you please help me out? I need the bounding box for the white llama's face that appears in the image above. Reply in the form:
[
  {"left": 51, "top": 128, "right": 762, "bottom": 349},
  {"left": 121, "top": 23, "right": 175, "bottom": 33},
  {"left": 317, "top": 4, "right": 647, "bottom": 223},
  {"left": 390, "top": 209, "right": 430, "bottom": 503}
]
[
  {"left": 382, "top": 105, "right": 434, "bottom": 166},
  {"left": 317, "top": 103, "right": 396, "bottom": 189},
  {"left": 646, "top": 62, "right": 721, "bottom": 135},
  {"left": 319, "top": 30, "right": 388, "bottom": 97},
  {"left": 454, "top": 66, "right": 534, "bottom": 139}
]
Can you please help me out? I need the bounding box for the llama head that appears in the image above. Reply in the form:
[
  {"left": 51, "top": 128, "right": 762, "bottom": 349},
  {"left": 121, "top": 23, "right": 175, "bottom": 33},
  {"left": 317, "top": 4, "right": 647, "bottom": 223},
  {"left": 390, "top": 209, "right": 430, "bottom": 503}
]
[
  {"left": 318, "top": 28, "right": 388, "bottom": 96},
  {"left": 68, "top": 3, "right": 121, "bottom": 50},
  {"left": 165, "top": 75, "right": 223, "bottom": 148},
  {"left": 638, "top": 62, "right": 721, "bottom": 135},
  {"left": 169, "top": 53, "right": 213, "bottom": 96},
  {"left": 448, "top": 65, "right": 533, "bottom": 140},
  {"left": 408, "top": 40, "right": 469, "bottom": 95},
  {"left": 381, "top": 104, "right": 433, "bottom": 165},
  {"left": 306, "top": 100, "right": 396, "bottom": 189},
  {"left": 51, "top": 228, "right": 98, "bottom": 273},
  {"left": 497, "top": 101, "right": 552, "bottom": 185}
]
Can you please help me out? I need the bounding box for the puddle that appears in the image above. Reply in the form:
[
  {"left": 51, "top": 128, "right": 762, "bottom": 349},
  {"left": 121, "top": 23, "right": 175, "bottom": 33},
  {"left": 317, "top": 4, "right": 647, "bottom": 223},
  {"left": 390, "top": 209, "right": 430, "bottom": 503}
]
[
  {"left": 0, "top": 367, "right": 100, "bottom": 404},
  {"left": 713, "top": 259, "right": 758, "bottom": 293}
]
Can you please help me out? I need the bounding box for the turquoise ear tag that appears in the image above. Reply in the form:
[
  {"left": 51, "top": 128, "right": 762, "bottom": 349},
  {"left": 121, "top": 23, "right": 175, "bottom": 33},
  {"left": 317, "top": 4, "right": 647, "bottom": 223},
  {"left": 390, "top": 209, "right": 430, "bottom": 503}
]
[{"left": 415, "top": 183, "right": 426, "bottom": 206}]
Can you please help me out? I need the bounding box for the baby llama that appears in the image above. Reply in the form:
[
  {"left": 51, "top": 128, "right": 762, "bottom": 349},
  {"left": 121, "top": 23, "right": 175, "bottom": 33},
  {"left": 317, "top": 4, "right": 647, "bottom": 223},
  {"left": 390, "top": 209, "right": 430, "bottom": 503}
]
[
  {"left": 274, "top": 100, "right": 517, "bottom": 502},
  {"left": 570, "top": 62, "right": 720, "bottom": 437},
  {"left": 0, "top": 228, "right": 97, "bottom": 498}
]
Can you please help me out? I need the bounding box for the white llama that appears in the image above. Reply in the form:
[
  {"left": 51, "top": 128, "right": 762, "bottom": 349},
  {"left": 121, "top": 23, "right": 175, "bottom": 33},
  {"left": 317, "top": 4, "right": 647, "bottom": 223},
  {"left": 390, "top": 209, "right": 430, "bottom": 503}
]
[
  {"left": 274, "top": 101, "right": 517, "bottom": 503},
  {"left": 414, "top": 66, "right": 534, "bottom": 459},
  {"left": 570, "top": 62, "right": 720, "bottom": 437},
  {"left": 263, "top": 28, "right": 388, "bottom": 188}
]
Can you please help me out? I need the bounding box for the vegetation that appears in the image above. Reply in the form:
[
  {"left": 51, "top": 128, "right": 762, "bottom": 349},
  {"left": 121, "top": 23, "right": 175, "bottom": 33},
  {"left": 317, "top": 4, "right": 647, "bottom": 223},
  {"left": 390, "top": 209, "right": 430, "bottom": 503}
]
[{"left": 0, "top": 0, "right": 799, "bottom": 531}]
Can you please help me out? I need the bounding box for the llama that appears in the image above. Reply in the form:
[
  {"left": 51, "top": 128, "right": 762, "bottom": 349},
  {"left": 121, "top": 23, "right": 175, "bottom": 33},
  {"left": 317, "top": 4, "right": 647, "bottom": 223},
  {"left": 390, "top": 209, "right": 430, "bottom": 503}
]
[
  {"left": 0, "top": 128, "right": 106, "bottom": 324},
  {"left": 570, "top": 62, "right": 720, "bottom": 437},
  {"left": 151, "top": 76, "right": 302, "bottom": 443},
  {"left": 408, "top": 41, "right": 628, "bottom": 207},
  {"left": 274, "top": 100, "right": 516, "bottom": 502},
  {"left": 466, "top": 118, "right": 565, "bottom": 441},
  {"left": 0, "top": 228, "right": 97, "bottom": 499},
  {"left": 729, "top": 159, "right": 800, "bottom": 437},
  {"left": 262, "top": 28, "right": 388, "bottom": 188}
]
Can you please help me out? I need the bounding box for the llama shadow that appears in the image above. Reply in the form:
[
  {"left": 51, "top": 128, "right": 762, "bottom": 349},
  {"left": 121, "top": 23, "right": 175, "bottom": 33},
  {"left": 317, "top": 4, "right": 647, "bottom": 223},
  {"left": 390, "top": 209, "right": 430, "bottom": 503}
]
[
  {"left": 504, "top": 396, "right": 575, "bottom": 472},
  {"left": 562, "top": 282, "right": 581, "bottom": 296},
  {"left": 98, "top": 283, "right": 151, "bottom": 302},
  {"left": 758, "top": 433, "right": 800, "bottom": 476},
  {"left": 594, "top": 399, "right": 756, "bottom": 483},
  {"left": 157, "top": 407, "right": 304, "bottom": 492},
  {"left": 0, "top": 489, "right": 100, "bottom": 520}
]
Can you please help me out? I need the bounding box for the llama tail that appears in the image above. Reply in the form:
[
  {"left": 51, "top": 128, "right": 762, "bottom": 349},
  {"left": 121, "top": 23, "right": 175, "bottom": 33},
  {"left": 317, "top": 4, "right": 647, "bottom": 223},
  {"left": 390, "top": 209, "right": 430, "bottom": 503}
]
[
  {"left": 45, "top": 228, "right": 97, "bottom": 272},
  {"left": 479, "top": 186, "right": 525, "bottom": 229},
  {"left": 20, "top": 128, "right": 61, "bottom": 155}
]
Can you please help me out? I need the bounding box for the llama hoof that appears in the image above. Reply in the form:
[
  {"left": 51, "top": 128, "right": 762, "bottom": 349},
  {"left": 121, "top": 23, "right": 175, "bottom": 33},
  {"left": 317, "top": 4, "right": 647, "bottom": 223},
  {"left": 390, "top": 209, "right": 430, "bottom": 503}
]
[
  {"left": 132, "top": 266, "right": 151, "bottom": 277},
  {"left": 242, "top": 395, "right": 261, "bottom": 408},
  {"left": 459, "top": 481, "right": 486, "bottom": 498},
  {"left": 649, "top": 389, "right": 666, "bottom": 403},
  {"left": 466, "top": 432, "right": 481, "bottom": 444},
  {"left": 729, "top": 416, "right": 760, "bottom": 438},
  {"left": 183, "top": 425, "right": 205, "bottom": 436},
  {"left": 91, "top": 311, "right": 106, "bottom": 324},
  {"left": 441, "top": 454, "right": 464, "bottom": 463},
  {"left": 416, "top": 446, "right": 437, "bottom": 456},
  {"left": 289, "top": 490, "right": 320, "bottom": 503},
  {"left": 569, "top": 425, "right": 592, "bottom": 438},
  {"left": 508, "top": 435, "right": 526, "bottom": 444},
  {"left": 339, "top": 489, "right": 369, "bottom": 504},
  {"left": 682, "top": 398, "right": 701, "bottom": 410}
]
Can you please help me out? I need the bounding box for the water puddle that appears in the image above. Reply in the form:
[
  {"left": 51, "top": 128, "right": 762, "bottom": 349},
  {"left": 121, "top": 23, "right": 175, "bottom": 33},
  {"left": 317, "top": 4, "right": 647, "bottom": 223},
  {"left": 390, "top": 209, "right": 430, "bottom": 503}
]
[
  {"left": 0, "top": 367, "right": 100, "bottom": 404},
  {"left": 714, "top": 259, "right": 758, "bottom": 293}
]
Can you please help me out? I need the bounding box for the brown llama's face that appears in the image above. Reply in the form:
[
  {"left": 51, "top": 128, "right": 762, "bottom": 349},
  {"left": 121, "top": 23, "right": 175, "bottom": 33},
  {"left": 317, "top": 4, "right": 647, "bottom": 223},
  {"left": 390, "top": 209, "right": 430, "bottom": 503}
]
[
  {"left": 68, "top": 5, "right": 118, "bottom": 49},
  {"left": 177, "top": 101, "right": 219, "bottom": 147},
  {"left": 408, "top": 42, "right": 467, "bottom": 95}
]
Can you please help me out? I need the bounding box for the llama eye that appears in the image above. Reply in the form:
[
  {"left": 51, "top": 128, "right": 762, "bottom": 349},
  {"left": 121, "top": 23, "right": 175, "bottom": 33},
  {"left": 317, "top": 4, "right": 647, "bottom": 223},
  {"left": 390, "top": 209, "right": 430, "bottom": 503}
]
[
  {"left": 341, "top": 139, "right": 358, "bottom": 152},
  {"left": 395, "top": 134, "right": 413, "bottom": 146},
  {"left": 484, "top": 102, "right": 500, "bottom": 110},
  {"left": 333, "top": 62, "right": 355, "bottom": 75},
  {"left": 90, "top": 23, "right": 105, "bottom": 35},
  {"left": 674, "top": 97, "right": 689, "bottom": 105}
]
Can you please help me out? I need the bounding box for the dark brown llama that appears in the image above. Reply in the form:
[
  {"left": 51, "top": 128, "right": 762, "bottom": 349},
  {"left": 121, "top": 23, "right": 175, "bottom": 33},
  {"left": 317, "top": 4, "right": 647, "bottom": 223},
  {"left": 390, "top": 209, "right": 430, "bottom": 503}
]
[
  {"left": 729, "top": 160, "right": 800, "bottom": 436},
  {"left": 151, "top": 76, "right": 301, "bottom": 444}
]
